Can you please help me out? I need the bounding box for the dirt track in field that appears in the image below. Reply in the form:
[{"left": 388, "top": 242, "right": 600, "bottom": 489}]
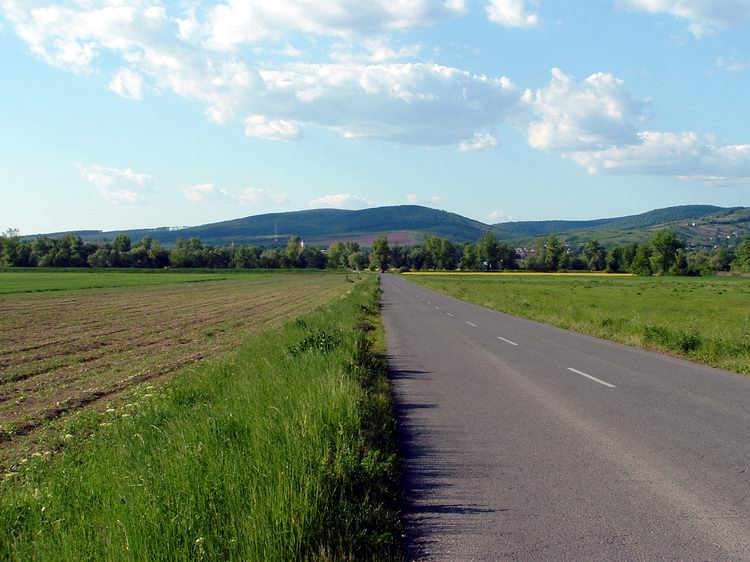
[{"left": 0, "top": 274, "right": 349, "bottom": 468}]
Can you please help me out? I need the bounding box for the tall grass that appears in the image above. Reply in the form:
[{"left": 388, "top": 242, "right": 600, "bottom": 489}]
[
  {"left": 0, "top": 276, "right": 401, "bottom": 560},
  {"left": 408, "top": 274, "right": 750, "bottom": 374}
]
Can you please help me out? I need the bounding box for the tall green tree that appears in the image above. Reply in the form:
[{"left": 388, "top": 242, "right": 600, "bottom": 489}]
[
  {"left": 389, "top": 245, "right": 408, "bottom": 269},
  {"left": 621, "top": 243, "right": 639, "bottom": 272},
  {"left": 584, "top": 240, "right": 606, "bottom": 271},
  {"left": 670, "top": 252, "right": 690, "bottom": 276},
  {"left": 370, "top": 235, "right": 390, "bottom": 271},
  {"left": 735, "top": 237, "right": 750, "bottom": 271},
  {"left": 605, "top": 247, "right": 623, "bottom": 273},
  {"left": 282, "top": 236, "right": 305, "bottom": 268},
  {"left": 544, "top": 235, "right": 565, "bottom": 272},
  {"left": 459, "top": 242, "right": 480, "bottom": 271},
  {"left": 170, "top": 238, "right": 206, "bottom": 268},
  {"left": 302, "top": 246, "right": 327, "bottom": 269},
  {"left": 326, "top": 242, "right": 344, "bottom": 269},
  {"left": 422, "top": 236, "right": 440, "bottom": 270},
  {"left": 233, "top": 246, "right": 259, "bottom": 269},
  {"left": 712, "top": 247, "right": 732, "bottom": 271},
  {"left": 0, "top": 229, "right": 22, "bottom": 266},
  {"left": 87, "top": 244, "right": 113, "bottom": 267},
  {"left": 112, "top": 234, "right": 132, "bottom": 253},
  {"left": 477, "top": 231, "right": 501, "bottom": 271},
  {"left": 408, "top": 245, "right": 427, "bottom": 270},
  {"left": 649, "top": 230, "right": 684, "bottom": 275},
  {"left": 348, "top": 251, "right": 368, "bottom": 271},
  {"left": 631, "top": 245, "right": 653, "bottom": 276}
]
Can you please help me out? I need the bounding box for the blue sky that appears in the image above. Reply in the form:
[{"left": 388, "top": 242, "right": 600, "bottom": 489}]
[{"left": 2, "top": 0, "right": 750, "bottom": 234}]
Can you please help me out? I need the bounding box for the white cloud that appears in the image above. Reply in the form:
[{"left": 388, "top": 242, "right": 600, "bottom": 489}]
[
  {"left": 406, "top": 193, "right": 444, "bottom": 205},
  {"left": 488, "top": 209, "right": 513, "bottom": 222},
  {"left": 486, "top": 0, "right": 539, "bottom": 28},
  {"left": 78, "top": 163, "right": 152, "bottom": 203},
  {"left": 183, "top": 183, "right": 229, "bottom": 203},
  {"left": 2, "top": 1, "right": 262, "bottom": 123},
  {"left": 205, "top": 0, "right": 465, "bottom": 50},
  {"left": 245, "top": 115, "right": 301, "bottom": 140},
  {"left": 257, "top": 62, "right": 519, "bottom": 144},
  {"left": 184, "top": 184, "right": 288, "bottom": 204},
  {"left": 527, "top": 68, "right": 649, "bottom": 151},
  {"left": 3, "top": 1, "right": 155, "bottom": 73},
  {"left": 2, "top": 2, "right": 522, "bottom": 148},
  {"left": 525, "top": 68, "right": 750, "bottom": 183},
  {"left": 458, "top": 132, "right": 498, "bottom": 152},
  {"left": 330, "top": 38, "right": 422, "bottom": 63},
  {"left": 309, "top": 193, "right": 370, "bottom": 209},
  {"left": 618, "top": 0, "right": 750, "bottom": 37},
  {"left": 569, "top": 131, "right": 750, "bottom": 184},
  {"left": 109, "top": 67, "right": 144, "bottom": 100},
  {"left": 716, "top": 57, "right": 750, "bottom": 73},
  {"left": 237, "top": 187, "right": 289, "bottom": 205}
]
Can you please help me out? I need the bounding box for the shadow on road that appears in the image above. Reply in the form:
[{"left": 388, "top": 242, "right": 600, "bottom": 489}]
[{"left": 390, "top": 360, "right": 501, "bottom": 559}]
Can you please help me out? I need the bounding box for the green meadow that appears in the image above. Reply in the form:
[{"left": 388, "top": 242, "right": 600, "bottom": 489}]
[
  {"left": 0, "top": 269, "right": 234, "bottom": 294},
  {"left": 406, "top": 273, "right": 750, "bottom": 374},
  {"left": 0, "top": 275, "right": 401, "bottom": 561},
  {"left": 0, "top": 268, "right": 340, "bottom": 295}
]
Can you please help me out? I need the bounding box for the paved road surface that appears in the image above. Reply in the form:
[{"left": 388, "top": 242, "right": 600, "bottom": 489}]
[{"left": 381, "top": 273, "right": 750, "bottom": 561}]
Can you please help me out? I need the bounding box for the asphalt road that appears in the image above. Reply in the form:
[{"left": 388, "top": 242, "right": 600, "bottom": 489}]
[{"left": 381, "top": 273, "right": 750, "bottom": 561}]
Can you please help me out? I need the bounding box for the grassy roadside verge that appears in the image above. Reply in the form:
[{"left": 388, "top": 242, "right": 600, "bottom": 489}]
[
  {"left": 405, "top": 274, "right": 750, "bottom": 374},
  {"left": 0, "top": 275, "right": 402, "bottom": 560}
]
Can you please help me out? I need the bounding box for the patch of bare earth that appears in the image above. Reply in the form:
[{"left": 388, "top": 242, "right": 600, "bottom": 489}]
[{"left": 0, "top": 274, "right": 349, "bottom": 470}]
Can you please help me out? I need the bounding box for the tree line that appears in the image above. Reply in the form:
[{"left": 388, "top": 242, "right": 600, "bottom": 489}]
[
  {"left": 0, "top": 231, "right": 332, "bottom": 270},
  {"left": 1, "top": 228, "right": 749, "bottom": 275},
  {"left": 371, "top": 230, "right": 750, "bottom": 276}
]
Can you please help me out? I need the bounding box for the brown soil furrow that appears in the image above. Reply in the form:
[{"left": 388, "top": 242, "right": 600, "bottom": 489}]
[
  {"left": 1, "top": 292, "right": 320, "bottom": 396},
  {"left": 0, "top": 280, "right": 342, "bottom": 430},
  {"left": 0, "top": 282, "right": 291, "bottom": 354},
  {"left": 0, "top": 278, "right": 284, "bottom": 329},
  {"left": 5, "top": 352, "right": 208, "bottom": 439},
  {"left": 0, "top": 276, "right": 345, "bottom": 466},
  {"left": 0, "top": 290, "right": 285, "bottom": 365}
]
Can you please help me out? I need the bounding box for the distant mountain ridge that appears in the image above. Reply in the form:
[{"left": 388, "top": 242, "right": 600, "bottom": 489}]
[
  {"left": 38, "top": 206, "right": 492, "bottom": 247},
  {"left": 30, "top": 204, "right": 750, "bottom": 249},
  {"left": 493, "top": 205, "right": 733, "bottom": 239},
  {"left": 533, "top": 206, "right": 750, "bottom": 249}
]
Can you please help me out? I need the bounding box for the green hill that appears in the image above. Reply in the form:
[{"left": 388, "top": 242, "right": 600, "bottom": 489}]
[
  {"left": 30, "top": 204, "right": 749, "bottom": 249},
  {"left": 493, "top": 205, "right": 731, "bottom": 239},
  {"left": 541, "top": 207, "right": 750, "bottom": 250},
  {"left": 52, "top": 206, "right": 493, "bottom": 247}
]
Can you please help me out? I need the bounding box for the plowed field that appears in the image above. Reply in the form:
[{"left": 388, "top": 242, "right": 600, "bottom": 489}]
[{"left": 0, "top": 272, "right": 351, "bottom": 469}]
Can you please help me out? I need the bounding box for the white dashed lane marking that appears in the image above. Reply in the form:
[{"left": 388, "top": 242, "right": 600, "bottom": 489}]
[
  {"left": 567, "top": 367, "right": 616, "bottom": 388},
  {"left": 497, "top": 336, "right": 518, "bottom": 346}
]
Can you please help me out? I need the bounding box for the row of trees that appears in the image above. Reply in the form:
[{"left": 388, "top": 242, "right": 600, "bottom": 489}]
[
  {"left": 369, "top": 232, "right": 519, "bottom": 272},
  {"left": 2, "top": 228, "right": 750, "bottom": 275},
  {"left": 518, "top": 231, "right": 688, "bottom": 275},
  {"left": 369, "top": 231, "right": 750, "bottom": 276},
  {"left": 0, "top": 231, "right": 332, "bottom": 270}
]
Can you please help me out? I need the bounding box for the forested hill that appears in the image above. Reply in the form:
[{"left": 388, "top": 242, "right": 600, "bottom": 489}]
[
  {"left": 503, "top": 206, "right": 750, "bottom": 249},
  {"left": 41, "top": 206, "right": 493, "bottom": 247},
  {"left": 29, "top": 204, "right": 749, "bottom": 249},
  {"left": 493, "top": 205, "right": 732, "bottom": 238}
]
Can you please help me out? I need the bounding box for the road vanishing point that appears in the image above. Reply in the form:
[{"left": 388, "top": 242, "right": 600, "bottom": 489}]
[{"left": 381, "top": 273, "right": 750, "bottom": 561}]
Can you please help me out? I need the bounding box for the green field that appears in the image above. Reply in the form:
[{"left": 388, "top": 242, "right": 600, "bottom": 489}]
[
  {"left": 0, "top": 270, "right": 236, "bottom": 294},
  {"left": 405, "top": 273, "right": 750, "bottom": 374},
  {"left": 0, "top": 268, "right": 343, "bottom": 295},
  {"left": 1, "top": 274, "right": 401, "bottom": 560}
]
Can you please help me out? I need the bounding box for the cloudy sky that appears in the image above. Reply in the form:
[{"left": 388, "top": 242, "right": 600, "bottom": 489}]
[{"left": 2, "top": 0, "right": 750, "bottom": 234}]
